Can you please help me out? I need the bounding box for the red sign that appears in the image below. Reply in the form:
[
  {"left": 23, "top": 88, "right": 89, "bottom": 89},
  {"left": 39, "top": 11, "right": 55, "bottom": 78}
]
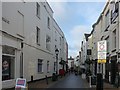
[{"left": 16, "top": 78, "right": 26, "bottom": 88}]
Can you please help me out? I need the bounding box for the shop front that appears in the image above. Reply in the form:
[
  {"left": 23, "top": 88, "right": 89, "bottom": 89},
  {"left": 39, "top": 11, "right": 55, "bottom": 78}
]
[{"left": 2, "top": 32, "right": 22, "bottom": 88}]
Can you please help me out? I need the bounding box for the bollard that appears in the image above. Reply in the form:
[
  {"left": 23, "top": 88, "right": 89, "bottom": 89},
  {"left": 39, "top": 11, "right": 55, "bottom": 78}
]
[
  {"left": 31, "top": 75, "right": 33, "bottom": 82},
  {"left": 45, "top": 75, "right": 48, "bottom": 85}
]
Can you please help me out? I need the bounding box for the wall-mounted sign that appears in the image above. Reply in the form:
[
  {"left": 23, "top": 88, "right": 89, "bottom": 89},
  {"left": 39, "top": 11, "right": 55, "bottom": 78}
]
[{"left": 16, "top": 78, "right": 26, "bottom": 88}]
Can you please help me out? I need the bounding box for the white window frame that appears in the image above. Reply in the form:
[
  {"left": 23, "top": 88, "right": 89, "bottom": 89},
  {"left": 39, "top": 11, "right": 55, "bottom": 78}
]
[
  {"left": 46, "top": 35, "right": 51, "bottom": 51},
  {"left": 36, "top": 3, "right": 40, "bottom": 18},
  {"left": 38, "top": 59, "right": 43, "bottom": 73}
]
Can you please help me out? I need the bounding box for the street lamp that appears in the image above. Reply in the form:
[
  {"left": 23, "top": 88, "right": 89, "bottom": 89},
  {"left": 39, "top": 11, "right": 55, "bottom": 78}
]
[{"left": 55, "top": 48, "right": 59, "bottom": 75}]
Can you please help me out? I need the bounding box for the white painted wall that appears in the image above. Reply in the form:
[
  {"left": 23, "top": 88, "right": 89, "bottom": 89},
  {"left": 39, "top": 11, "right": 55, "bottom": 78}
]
[{"left": 2, "top": 2, "right": 67, "bottom": 88}]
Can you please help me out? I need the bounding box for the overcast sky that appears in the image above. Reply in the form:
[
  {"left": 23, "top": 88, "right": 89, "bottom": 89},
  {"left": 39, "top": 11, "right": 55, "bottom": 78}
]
[{"left": 48, "top": 1, "right": 106, "bottom": 58}]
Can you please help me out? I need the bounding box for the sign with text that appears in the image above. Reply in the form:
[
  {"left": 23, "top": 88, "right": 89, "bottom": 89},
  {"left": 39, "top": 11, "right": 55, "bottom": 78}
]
[
  {"left": 16, "top": 78, "right": 26, "bottom": 88},
  {"left": 97, "top": 40, "right": 107, "bottom": 63},
  {"left": 97, "top": 40, "right": 107, "bottom": 52},
  {"left": 98, "top": 52, "right": 106, "bottom": 60}
]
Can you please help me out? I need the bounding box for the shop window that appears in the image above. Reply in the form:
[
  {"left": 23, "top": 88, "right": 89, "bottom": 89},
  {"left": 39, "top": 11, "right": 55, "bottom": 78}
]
[{"left": 2, "top": 45, "right": 15, "bottom": 81}]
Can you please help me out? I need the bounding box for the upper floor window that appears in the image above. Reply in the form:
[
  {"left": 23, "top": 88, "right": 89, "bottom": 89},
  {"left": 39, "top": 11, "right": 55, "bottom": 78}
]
[
  {"left": 111, "top": 2, "right": 119, "bottom": 24},
  {"left": 46, "top": 35, "right": 51, "bottom": 51},
  {"left": 60, "top": 37, "right": 61, "bottom": 45},
  {"left": 105, "top": 36, "right": 109, "bottom": 53},
  {"left": 36, "top": 3, "right": 40, "bottom": 18},
  {"left": 105, "top": 10, "right": 110, "bottom": 29},
  {"left": 36, "top": 27, "right": 40, "bottom": 45},
  {"left": 113, "top": 30, "right": 116, "bottom": 48},
  {"left": 55, "top": 31, "right": 57, "bottom": 41},
  {"left": 47, "top": 17, "right": 50, "bottom": 29}
]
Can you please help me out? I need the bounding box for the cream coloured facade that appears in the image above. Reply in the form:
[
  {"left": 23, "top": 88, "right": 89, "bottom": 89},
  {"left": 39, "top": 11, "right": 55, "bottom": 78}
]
[
  {"left": 84, "top": 0, "right": 120, "bottom": 85},
  {"left": 1, "top": 1, "right": 68, "bottom": 89}
]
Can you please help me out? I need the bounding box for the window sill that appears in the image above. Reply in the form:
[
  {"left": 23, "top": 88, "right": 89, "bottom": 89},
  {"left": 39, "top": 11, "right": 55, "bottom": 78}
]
[
  {"left": 38, "top": 72, "right": 44, "bottom": 74},
  {"left": 37, "top": 43, "right": 40, "bottom": 46},
  {"left": 36, "top": 15, "right": 40, "bottom": 20},
  {"left": 2, "top": 79, "right": 15, "bottom": 82},
  {"left": 104, "top": 25, "right": 110, "bottom": 32},
  {"left": 48, "top": 26, "right": 50, "bottom": 30}
]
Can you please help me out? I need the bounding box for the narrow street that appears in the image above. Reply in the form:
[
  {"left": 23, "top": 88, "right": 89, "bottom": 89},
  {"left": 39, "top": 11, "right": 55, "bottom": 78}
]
[{"left": 48, "top": 73, "right": 89, "bottom": 88}]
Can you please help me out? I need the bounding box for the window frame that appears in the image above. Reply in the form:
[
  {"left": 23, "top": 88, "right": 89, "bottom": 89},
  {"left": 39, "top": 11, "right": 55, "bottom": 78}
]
[
  {"left": 36, "top": 2, "right": 40, "bottom": 19},
  {"left": 47, "top": 17, "right": 50, "bottom": 29},
  {"left": 36, "top": 27, "right": 40, "bottom": 45},
  {"left": 2, "top": 45, "right": 15, "bottom": 81},
  {"left": 38, "top": 59, "right": 43, "bottom": 73}
]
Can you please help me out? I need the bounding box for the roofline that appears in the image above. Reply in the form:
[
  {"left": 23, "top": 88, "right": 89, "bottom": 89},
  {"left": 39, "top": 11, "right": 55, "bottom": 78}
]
[{"left": 92, "top": 0, "right": 110, "bottom": 28}]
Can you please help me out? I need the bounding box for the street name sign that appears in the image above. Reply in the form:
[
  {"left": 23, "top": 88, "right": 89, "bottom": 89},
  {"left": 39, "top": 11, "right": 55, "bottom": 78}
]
[{"left": 97, "top": 40, "right": 107, "bottom": 63}]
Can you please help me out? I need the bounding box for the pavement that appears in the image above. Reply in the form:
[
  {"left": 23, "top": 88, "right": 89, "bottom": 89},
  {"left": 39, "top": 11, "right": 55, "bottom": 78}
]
[{"left": 103, "top": 83, "right": 120, "bottom": 90}]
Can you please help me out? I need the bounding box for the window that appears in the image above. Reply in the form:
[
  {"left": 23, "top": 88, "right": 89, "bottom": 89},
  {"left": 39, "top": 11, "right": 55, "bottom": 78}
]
[
  {"left": 60, "top": 37, "right": 61, "bottom": 45},
  {"left": 105, "top": 10, "right": 110, "bottom": 29},
  {"left": 36, "top": 3, "right": 40, "bottom": 18},
  {"left": 47, "top": 17, "right": 50, "bottom": 29},
  {"left": 46, "top": 35, "right": 51, "bottom": 51},
  {"left": 2, "top": 45, "right": 15, "bottom": 81},
  {"left": 113, "top": 30, "right": 116, "bottom": 48},
  {"left": 38, "top": 59, "right": 43, "bottom": 73},
  {"left": 36, "top": 27, "right": 40, "bottom": 45},
  {"left": 17, "top": 11, "right": 24, "bottom": 36},
  {"left": 47, "top": 61, "right": 49, "bottom": 73},
  {"left": 105, "top": 36, "right": 109, "bottom": 53},
  {"left": 55, "top": 31, "right": 57, "bottom": 41}
]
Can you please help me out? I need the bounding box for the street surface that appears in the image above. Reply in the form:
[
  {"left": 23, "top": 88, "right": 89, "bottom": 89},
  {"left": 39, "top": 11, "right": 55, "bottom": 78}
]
[{"left": 48, "top": 73, "right": 89, "bottom": 88}]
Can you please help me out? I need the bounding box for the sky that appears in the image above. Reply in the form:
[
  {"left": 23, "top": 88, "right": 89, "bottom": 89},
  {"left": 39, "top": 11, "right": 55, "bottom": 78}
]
[{"left": 48, "top": 1, "right": 106, "bottom": 58}]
